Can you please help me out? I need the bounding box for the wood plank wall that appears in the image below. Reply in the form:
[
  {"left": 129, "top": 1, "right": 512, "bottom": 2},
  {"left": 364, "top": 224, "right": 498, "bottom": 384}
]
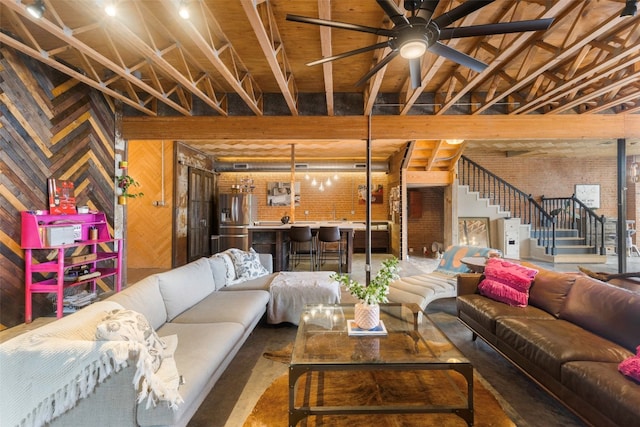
[{"left": 0, "top": 47, "right": 116, "bottom": 330}]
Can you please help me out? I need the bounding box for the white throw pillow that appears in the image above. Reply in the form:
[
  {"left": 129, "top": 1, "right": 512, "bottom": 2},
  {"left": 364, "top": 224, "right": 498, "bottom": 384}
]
[
  {"left": 211, "top": 251, "right": 236, "bottom": 284},
  {"left": 208, "top": 256, "right": 229, "bottom": 290},
  {"left": 226, "top": 248, "right": 269, "bottom": 283}
]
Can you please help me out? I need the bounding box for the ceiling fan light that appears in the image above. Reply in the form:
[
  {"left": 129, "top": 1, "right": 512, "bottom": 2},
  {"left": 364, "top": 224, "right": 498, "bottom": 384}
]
[
  {"left": 400, "top": 40, "right": 427, "bottom": 59},
  {"left": 104, "top": 1, "right": 117, "bottom": 17},
  {"left": 26, "top": 0, "right": 45, "bottom": 19}
]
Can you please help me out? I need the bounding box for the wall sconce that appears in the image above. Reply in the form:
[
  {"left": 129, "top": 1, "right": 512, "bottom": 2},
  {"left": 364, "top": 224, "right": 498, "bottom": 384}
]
[
  {"left": 631, "top": 161, "right": 639, "bottom": 183},
  {"left": 446, "top": 139, "right": 464, "bottom": 145},
  {"left": 26, "top": 0, "right": 45, "bottom": 19},
  {"left": 621, "top": 0, "right": 637, "bottom": 17}
]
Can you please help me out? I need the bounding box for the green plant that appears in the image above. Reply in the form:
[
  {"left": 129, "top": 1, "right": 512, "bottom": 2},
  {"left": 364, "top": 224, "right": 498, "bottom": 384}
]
[
  {"left": 331, "top": 257, "right": 400, "bottom": 305},
  {"left": 116, "top": 174, "right": 144, "bottom": 199}
]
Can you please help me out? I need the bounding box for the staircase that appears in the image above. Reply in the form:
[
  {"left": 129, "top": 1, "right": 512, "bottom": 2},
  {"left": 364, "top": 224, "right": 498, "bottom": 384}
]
[{"left": 458, "top": 157, "right": 607, "bottom": 264}]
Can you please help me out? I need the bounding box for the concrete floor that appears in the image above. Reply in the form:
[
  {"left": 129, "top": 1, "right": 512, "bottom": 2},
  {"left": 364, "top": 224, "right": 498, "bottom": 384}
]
[{"left": 180, "top": 253, "right": 640, "bottom": 427}]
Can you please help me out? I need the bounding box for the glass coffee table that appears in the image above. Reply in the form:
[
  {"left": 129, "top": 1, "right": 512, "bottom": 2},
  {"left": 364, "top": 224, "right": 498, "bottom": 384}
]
[{"left": 289, "top": 303, "right": 473, "bottom": 426}]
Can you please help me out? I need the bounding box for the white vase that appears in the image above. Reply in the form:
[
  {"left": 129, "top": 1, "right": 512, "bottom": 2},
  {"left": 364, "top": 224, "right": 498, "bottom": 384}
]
[{"left": 354, "top": 302, "right": 380, "bottom": 330}]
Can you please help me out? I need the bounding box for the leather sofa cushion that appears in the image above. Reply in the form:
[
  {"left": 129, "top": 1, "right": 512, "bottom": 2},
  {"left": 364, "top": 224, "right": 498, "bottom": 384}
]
[
  {"left": 562, "top": 361, "right": 640, "bottom": 427},
  {"left": 521, "top": 262, "right": 578, "bottom": 317},
  {"left": 456, "top": 294, "right": 554, "bottom": 335},
  {"left": 496, "top": 318, "right": 632, "bottom": 380},
  {"left": 559, "top": 276, "right": 640, "bottom": 352}
]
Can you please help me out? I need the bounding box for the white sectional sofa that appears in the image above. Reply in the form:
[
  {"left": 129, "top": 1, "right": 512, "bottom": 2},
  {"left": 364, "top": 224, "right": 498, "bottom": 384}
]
[{"left": 0, "top": 250, "right": 277, "bottom": 427}]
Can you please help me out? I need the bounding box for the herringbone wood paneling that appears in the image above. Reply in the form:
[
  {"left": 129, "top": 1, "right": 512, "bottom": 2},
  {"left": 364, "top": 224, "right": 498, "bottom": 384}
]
[{"left": 0, "top": 47, "right": 115, "bottom": 329}]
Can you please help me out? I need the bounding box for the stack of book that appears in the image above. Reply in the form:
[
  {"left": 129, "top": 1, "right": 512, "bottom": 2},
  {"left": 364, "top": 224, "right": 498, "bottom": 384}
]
[
  {"left": 61, "top": 291, "right": 98, "bottom": 313},
  {"left": 63, "top": 264, "right": 101, "bottom": 282}
]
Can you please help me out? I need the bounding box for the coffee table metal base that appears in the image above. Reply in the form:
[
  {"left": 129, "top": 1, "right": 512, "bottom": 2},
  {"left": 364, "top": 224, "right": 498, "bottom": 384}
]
[{"left": 288, "top": 363, "right": 474, "bottom": 426}]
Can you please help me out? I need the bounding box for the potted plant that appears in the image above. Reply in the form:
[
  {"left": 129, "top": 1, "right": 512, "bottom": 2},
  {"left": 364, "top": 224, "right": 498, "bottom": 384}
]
[
  {"left": 331, "top": 257, "right": 399, "bottom": 330},
  {"left": 116, "top": 174, "right": 144, "bottom": 205}
]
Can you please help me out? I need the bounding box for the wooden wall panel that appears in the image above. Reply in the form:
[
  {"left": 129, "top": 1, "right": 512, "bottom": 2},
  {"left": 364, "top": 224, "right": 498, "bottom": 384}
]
[
  {"left": 127, "top": 140, "right": 174, "bottom": 269},
  {"left": 0, "top": 47, "right": 115, "bottom": 329}
]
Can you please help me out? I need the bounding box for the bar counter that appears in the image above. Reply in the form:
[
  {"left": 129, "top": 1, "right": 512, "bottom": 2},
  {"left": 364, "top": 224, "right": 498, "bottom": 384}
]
[{"left": 248, "top": 221, "right": 366, "bottom": 273}]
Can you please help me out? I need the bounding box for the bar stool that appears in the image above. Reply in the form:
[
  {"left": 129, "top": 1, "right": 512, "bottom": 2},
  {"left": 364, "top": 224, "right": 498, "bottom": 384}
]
[
  {"left": 317, "top": 226, "right": 343, "bottom": 273},
  {"left": 289, "top": 226, "right": 315, "bottom": 271}
]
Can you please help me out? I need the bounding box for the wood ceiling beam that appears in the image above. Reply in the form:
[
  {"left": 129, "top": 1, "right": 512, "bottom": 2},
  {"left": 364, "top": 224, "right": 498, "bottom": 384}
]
[
  {"left": 241, "top": 0, "right": 298, "bottom": 115},
  {"left": 158, "top": 0, "right": 262, "bottom": 115},
  {"left": 439, "top": 0, "right": 574, "bottom": 115},
  {"left": 122, "top": 114, "right": 640, "bottom": 141},
  {"left": 318, "top": 0, "right": 334, "bottom": 116},
  {"left": 474, "top": 4, "right": 623, "bottom": 115},
  {"left": 0, "top": 33, "right": 155, "bottom": 116}
]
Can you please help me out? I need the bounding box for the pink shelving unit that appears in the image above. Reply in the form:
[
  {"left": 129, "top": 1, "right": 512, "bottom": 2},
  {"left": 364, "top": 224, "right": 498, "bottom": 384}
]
[{"left": 21, "top": 210, "right": 123, "bottom": 323}]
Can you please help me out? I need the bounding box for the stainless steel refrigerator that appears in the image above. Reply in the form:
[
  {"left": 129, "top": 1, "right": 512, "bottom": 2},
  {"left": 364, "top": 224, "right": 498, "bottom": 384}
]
[{"left": 218, "top": 193, "right": 257, "bottom": 251}]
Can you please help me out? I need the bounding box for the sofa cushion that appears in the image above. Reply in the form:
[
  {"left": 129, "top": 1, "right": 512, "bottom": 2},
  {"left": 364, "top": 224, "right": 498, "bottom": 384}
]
[
  {"left": 562, "top": 361, "right": 640, "bottom": 427},
  {"left": 496, "top": 317, "right": 632, "bottom": 380},
  {"left": 106, "top": 274, "right": 167, "bottom": 329},
  {"left": 521, "top": 263, "right": 578, "bottom": 317},
  {"left": 435, "top": 245, "right": 494, "bottom": 276},
  {"left": 170, "top": 290, "right": 270, "bottom": 329},
  {"left": 457, "top": 294, "right": 554, "bottom": 335},
  {"left": 559, "top": 276, "right": 640, "bottom": 352},
  {"left": 157, "top": 258, "right": 216, "bottom": 321},
  {"left": 208, "top": 256, "right": 229, "bottom": 290},
  {"left": 226, "top": 248, "right": 269, "bottom": 283},
  {"left": 141, "top": 322, "right": 245, "bottom": 426}
]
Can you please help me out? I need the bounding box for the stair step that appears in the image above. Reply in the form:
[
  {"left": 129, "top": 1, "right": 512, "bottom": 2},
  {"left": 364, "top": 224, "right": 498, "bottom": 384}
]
[
  {"left": 550, "top": 254, "right": 608, "bottom": 264},
  {"left": 553, "top": 245, "right": 598, "bottom": 255}
]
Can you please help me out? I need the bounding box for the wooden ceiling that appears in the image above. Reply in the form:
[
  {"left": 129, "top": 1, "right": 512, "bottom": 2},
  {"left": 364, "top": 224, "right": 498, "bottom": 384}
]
[{"left": 1, "top": 0, "right": 639, "bottom": 171}]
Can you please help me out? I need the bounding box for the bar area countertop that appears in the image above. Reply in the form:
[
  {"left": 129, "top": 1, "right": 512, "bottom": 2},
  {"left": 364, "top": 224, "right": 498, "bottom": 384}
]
[{"left": 248, "top": 221, "right": 367, "bottom": 272}]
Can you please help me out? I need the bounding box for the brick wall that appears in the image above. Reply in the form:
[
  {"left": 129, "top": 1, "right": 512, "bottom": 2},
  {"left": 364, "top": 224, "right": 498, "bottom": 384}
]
[
  {"left": 217, "top": 171, "right": 390, "bottom": 222},
  {"left": 407, "top": 188, "right": 445, "bottom": 257}
]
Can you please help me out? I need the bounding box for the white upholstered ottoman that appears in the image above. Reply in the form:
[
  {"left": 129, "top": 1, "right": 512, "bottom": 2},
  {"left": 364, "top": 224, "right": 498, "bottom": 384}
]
[{"left": 267, "top": 271, "right": 341, "bottom": 324}]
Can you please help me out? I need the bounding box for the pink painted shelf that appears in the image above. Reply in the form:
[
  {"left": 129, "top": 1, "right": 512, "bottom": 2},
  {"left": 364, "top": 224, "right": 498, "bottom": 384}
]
[{"left": 21, "top": 210, "right": 122, "bottom": 323}]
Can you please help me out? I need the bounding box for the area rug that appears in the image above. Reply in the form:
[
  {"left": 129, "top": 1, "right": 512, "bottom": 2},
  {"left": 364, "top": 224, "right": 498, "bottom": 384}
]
[{"left": 246, "top": 346, "right": 517, "bottom": 426}]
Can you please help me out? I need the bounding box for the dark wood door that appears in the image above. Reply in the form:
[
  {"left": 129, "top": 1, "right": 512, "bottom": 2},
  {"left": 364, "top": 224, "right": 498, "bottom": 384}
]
[{"left": 187, "top": 168, "right": 214, "bottom": 262}]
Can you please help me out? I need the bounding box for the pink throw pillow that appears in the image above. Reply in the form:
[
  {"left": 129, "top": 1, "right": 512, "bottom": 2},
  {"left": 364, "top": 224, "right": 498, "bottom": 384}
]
[
  {"left": 478, "top": 258, "right": 539, "bottom": 307},
  {"left": 619, "top": 356, "right": 640, "bottom": 383}
]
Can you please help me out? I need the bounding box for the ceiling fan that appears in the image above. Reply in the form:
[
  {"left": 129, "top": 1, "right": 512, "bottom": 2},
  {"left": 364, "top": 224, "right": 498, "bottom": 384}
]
[{"left": 286, "top": 0, "right": 554, "bottom": 89}]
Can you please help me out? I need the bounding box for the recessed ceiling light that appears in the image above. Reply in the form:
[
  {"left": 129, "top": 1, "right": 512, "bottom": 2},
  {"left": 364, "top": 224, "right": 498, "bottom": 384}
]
[{"left": 26, "top": 0, "right": 45, "bottom": 19}]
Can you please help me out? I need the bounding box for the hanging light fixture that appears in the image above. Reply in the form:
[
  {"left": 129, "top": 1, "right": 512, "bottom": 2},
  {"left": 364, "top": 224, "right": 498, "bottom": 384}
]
[
  {"left": 326, "top": 177, "right": 332, "bottom": 186},
  {"left": 311, "top": 177, "right": 317, "bottom": 186},
  {"left": 26, "top": 0, "right": 45, "bottom": 19},
  {"left": 104, "top": 0, "right": 117, "bottom": 17},
  {"left": 319, "top": 182, "right": 325, "bottom": 192},
  {"left": 178, "top": 1, "right": 190, "bottom": 19},
  {"left": 304, "top": 173, "right": 310, "bottom": 180},
  {"left": 446, "top": 139, "right": 464, "bottom": 145}
]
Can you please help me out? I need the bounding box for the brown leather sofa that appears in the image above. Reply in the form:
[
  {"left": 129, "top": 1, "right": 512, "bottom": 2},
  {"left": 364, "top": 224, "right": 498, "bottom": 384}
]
[{"left": 456, "top": 265, "right": 640, "bottom": 427}]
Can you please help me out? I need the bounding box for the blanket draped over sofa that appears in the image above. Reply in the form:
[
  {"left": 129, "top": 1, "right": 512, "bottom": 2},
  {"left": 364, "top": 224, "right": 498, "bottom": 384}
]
[{"left": 0, "top": 301, "right": 182, "bottom": 427}]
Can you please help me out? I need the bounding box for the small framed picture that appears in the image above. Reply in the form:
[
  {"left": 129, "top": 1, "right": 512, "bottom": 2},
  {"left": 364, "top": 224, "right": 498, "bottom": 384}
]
[{"left": 575, "top": 184, "right": 600, "bottom": 209}]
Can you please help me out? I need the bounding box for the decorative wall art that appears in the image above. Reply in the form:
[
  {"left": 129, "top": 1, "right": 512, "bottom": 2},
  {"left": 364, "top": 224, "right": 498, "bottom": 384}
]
[
  {"left": 358, "top": 184, "right": 383, "bottom": 204},
  {"left": 575, "top": 184, "right": 600, "bottom": 209},
  {"left": 267, "top": 182, "right": 300, "bottom": 206},
  {"left": 458, "top": 217, "right": 491, "bottom": 247}
]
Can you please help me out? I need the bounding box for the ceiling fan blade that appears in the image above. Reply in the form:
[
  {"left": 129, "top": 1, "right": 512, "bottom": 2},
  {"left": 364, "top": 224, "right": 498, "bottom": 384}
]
[
  {"left": 307, "top": 41, "right": 391, "bottom": 67},
  {"left": 416, "top": 0, "right": 440, "bottom": 23},
  {"left": 286, "top": 14, "right": 394, "bottom": 37},
  {"left": 429, "top": 42, "right": 487, "bottom": 73},
  {"left": 434, "top": 0, "right": 494, "bottom": 28},
  {"left": 376, "top": 0, "right": 410, "bottom": 27},
  {"left": 409, "top": 58, "right": 422, "bottom": 89},
  {"left": 439, "top": 18, "right": 554, "bottom": 40},
  {"left": 355, "top": 50, "right": 399, "bottom": 87}
]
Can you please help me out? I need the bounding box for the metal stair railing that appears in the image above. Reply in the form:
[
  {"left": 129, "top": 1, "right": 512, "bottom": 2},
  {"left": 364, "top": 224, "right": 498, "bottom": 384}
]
[
  {"left": 458, "top": 156, "right": 558, "bottom": 255},
  {"left": 541, "top": 195, "right": 606, "bottom": 255}
]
